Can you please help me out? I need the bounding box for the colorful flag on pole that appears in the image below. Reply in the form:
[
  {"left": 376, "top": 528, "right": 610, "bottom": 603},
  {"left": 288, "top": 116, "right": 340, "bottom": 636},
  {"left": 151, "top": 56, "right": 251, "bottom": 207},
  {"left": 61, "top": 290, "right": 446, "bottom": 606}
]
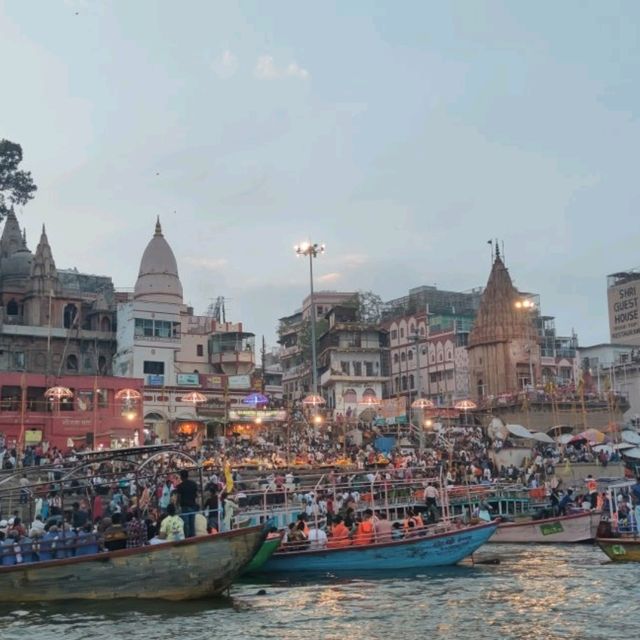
[{"left": 224, "top": 461, "right": 234, "bottom": 494}]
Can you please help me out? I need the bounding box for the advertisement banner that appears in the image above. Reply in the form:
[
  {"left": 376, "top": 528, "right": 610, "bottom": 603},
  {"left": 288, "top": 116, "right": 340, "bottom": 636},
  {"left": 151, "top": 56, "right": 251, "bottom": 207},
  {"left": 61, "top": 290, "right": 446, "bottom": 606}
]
[
  {"left": 228, "top": 374, "right": 251, "bottom": 390},
  {"left": 608, "top": 278, "right": 640, "bottom": 344},
  {"left": 177, "top": 373, "right": 200, "bottom": 386},
  {"left": 200, "top": 374, "right": 225, "bottom": 389},
  {"left": 228, "top": 409, "right": 287, "bottom": 422}
]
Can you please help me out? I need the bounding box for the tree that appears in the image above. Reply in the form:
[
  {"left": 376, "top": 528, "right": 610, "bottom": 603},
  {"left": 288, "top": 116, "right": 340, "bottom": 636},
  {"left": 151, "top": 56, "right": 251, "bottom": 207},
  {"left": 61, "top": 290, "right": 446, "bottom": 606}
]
[
  {"left": 348, "top": 290, "right": 383, "bottom": 324},
  {"left": 0, "top": 139, "right": 37, "bottom": 221}
]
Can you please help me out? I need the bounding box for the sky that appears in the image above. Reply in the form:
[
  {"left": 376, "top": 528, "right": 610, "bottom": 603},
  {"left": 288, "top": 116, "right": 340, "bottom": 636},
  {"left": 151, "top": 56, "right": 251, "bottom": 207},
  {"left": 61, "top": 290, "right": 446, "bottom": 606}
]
[{"left": 1, "top": 0, "right": 640, "bottom": 349}]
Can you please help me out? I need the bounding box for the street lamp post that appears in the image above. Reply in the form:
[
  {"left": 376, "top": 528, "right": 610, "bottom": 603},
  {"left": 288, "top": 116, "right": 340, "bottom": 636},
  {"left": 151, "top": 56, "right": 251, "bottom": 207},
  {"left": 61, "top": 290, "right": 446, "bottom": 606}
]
[{"left": 295, "top": 241, "right": 325, "bottom": 396}]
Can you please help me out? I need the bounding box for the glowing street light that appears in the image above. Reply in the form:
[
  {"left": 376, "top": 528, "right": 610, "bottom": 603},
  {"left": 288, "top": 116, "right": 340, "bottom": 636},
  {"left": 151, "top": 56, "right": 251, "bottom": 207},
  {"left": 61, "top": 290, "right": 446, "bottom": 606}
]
[{"left": 294, "top": 241, "right": 325, "bottom": 397}]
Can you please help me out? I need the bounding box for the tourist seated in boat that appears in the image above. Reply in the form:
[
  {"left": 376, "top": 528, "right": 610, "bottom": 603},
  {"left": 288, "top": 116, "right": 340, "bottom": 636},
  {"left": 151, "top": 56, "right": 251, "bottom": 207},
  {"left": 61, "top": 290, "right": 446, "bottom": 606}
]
[
  {"left": 374, "top": 511, "right": 393, "bottom": 542},
  {"left": 158, "top": 503, "right": 186, "bottom": 542},
  {"left": 391, "top": 522, "right": 404, "bottom": 540},
  {"left": 29, "top": 515, "right": 46, "bottom": 539},
  {"left": 327, "top": 515, "right": 351, "bottom": 548},
  {"left": 103, "top": 512, "right": 128, "bottom": 551},
  {"left": 286, "top": 521, "right": 309, "bottom": 550},
  {"left": 59, "top": 523, "right": 77, "bottom": 558},
  {"left": 307, "top": 526, "right": 328, "bottom": 549},
  {"left": 125, "top": 509, "right": 148, "bottom": 548},
  {"left": 353, "top": 509, "right": 375, "bottom": 545},
  {"left": 194, "top": 511, "right": 209, "bottom": 536},
  {"left": 75, "top": 524, "right": 99, "bottom": 556},
  {"left": 38, "top": 524, "right": 62, "bottom": 561}
]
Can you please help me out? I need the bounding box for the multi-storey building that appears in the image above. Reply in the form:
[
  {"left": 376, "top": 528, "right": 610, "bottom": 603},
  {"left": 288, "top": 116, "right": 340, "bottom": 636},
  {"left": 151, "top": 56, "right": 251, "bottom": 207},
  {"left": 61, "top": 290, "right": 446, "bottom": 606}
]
[
  {"left": 278, "top": 291, "right": 356, "bottom": 404},
  {"left": 317, "top": 304, "right": 389, "bottom": 417},
  {"left": 114, "top": 219, "right": 256, "bottom": 441}
]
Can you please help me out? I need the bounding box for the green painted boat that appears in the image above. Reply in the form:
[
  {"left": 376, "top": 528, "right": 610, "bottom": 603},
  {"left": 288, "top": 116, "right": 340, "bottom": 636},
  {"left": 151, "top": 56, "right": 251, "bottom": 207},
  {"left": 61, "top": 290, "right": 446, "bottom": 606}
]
[{"left": 243, "top": 534, "right": 282, "bottom": 574}]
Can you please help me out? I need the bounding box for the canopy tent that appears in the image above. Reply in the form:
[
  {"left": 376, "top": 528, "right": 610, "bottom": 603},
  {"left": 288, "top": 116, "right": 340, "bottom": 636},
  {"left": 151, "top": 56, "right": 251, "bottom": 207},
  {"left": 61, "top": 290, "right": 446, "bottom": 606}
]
[
  {"left": 545, "top": 425, "right": 574, "bottom": 436},
  {"left": 622, "top": 447, "right": 640, "bottom": 460},
  {"left": 556, "top": 433, "right": 575, "bottom": 445}
]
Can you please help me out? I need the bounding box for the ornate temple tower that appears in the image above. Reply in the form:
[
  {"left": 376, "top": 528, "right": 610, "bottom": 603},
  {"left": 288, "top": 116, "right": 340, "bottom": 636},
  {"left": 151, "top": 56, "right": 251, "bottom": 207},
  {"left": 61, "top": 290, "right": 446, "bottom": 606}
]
[{"left": 467, "top": 250, "right": 540, "bottom": 400}]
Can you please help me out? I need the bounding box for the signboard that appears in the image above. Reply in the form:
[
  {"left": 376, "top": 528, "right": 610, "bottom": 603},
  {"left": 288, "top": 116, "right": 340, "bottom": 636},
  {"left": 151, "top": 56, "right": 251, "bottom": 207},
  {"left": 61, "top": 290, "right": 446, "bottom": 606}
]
[
  {"left": 540, "top": 522, "right": 564, "bottom": 536},
  {"left": 147, "top": 374, "right": 164, "bottom": 386},
  {"left": 228, "top": 374, "right": 251, "bottom": 390},
  {"left": 201, "top": 374, "right": 225, "bottom": 389},
  {"left": 380, "top": 397, "right": 407, "bottom": 419},
  {"left": 608, "top": 277, "right": 640, "bottom": 344},
  {"left": 228, "top": 409, "right": 287, "bottom": 422},
  {"left": 25, "top": 429, "right": 43, "bottom": 444},
  {"left": 177, "top": 373, "right": 200, "bottom": 386}
]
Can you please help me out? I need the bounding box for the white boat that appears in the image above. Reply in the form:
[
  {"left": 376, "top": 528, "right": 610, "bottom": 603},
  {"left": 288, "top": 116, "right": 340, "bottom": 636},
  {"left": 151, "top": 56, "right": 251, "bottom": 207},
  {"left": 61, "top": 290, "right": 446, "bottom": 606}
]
[{"left": 490, "top": 510, "right": 600, "bottom": 543}]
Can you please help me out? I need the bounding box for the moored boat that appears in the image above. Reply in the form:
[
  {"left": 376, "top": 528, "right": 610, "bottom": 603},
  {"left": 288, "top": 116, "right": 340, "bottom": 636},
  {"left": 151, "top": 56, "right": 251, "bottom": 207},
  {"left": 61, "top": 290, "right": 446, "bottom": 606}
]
[
  {"left": 595, "top": 479, "right": 640, "bottom": 562},
  {"left": 491, "top": 510, "right": 601, "bottom": 543},
  {"left": 0, "top": 526, "right": 265, "bottom": 603},
  {"left": 243, "top": 532, "right": 283, "bottom": 574},
  {"left": 259, "top": 520, "right": 498, "bottom": 573},
  {"left": 596, "top": 537, "right": 640, "bottom": 562}
]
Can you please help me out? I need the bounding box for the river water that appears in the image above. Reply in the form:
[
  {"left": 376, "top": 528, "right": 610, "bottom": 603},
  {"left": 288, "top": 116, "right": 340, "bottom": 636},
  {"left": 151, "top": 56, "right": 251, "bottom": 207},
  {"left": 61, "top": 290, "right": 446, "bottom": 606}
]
[{"left": 0, "top": 544, "right": 637, "bottom": 640}]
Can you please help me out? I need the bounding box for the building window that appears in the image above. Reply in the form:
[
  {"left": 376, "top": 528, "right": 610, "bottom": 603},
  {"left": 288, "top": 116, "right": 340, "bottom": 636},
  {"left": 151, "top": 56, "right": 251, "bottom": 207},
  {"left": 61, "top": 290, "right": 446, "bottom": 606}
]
[
  {"left": 391, "top": 329, "right": 398, "bottom": 340},
  {"left": 143, "top": 361, "right": 165, "bottom": 375},
  {"left": 409, "top": 374, "right": 415, "bottom": 389},
  {"left": 154, "top": 320, "right": 172, "bottom": 338},
  {"left": 353, "top": 362, "right": 362, "bottom": 376},
  {"left": 401, "top": 352, "right": 406, "bottom": 362},
  {"left": 6, "top": 299, "right": 19, "bottom": 316},
  {"left": 135, "top": 318, "right": 154, "bottom": 337},
  {"left": 393, "top": 353, "right": 399, "bottom": 363},
  {"left": 400, "top": 328, "right": 405, "bottom": 338},
  {"left": 101, "top": 316, "right": 111, "bottom": 332},
  {"left": 63, "top": 304, "right": 78, "bottom": 329},
  {"left": 66, "top": 354, "right": 78, "bottom": 371},
  {"left": 14, "top": 352, "right": 25, "bottom": 369},
  {"left": 365, "top": 362, "right": 374, "bottom": 377},
  {"left": 197, "top": 344, "right": 204, "bottom": 357},
  {"left": 98, "top": 355, "right": 107, "bottom": 375},
  {"left": 343, "top": 388, "right": 357, "bottom": 403},
  {"left": 340, "top": 361, "right": 350, "bottom": 375},
  {"left": 410, "top": 324, "right": 415, "bottom": 335},
  {"left": 407, "top": 350, "right": 413, "bottom": 361},
  {"left": 401, "top": 376, "right": 408, "bottom": 391}
]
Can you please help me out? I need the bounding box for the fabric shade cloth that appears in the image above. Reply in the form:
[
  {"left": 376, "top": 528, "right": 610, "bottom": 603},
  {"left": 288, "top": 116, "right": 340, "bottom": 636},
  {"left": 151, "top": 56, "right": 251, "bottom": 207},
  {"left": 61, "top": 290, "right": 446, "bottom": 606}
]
[
  {"left": 411, "top": 398, "right": 435, "bottom": 409},
  {"left": 556, "top": 433, "right": 574, "bottom": 445},
  {"left": 545, "top": 425, "right": 574, "bottom": 435},
  {"left": 622, "top": 447, "right": 640, "bottom": 460},
  {"left": 454, "top": 399, "right": 477, "bottom": 410},
  {"left": 115, "top": 388, "right": 142, "bottom": 401},
  {"left": 44, "top": 386, "right": 74, "bottom": 399}
]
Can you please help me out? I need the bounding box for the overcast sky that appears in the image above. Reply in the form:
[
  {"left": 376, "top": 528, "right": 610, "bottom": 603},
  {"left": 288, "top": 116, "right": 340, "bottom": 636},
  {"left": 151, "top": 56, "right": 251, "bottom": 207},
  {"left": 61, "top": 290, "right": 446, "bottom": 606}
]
[{"left": 2, "top": 1, "right": 639, "bottom": 349}]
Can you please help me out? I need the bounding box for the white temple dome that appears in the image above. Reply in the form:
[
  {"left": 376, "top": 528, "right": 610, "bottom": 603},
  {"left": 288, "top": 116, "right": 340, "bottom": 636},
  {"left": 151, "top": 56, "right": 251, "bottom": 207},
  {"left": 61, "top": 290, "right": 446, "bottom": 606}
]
[{"left": 133, "top": 218, "right": 183, "bottom": 304}]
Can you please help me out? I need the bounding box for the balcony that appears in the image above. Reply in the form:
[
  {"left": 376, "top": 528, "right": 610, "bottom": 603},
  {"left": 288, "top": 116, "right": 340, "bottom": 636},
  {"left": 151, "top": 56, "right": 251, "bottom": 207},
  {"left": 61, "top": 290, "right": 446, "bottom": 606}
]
[{"left": 209, "top": 350, "right": 255, "bottom": 375}]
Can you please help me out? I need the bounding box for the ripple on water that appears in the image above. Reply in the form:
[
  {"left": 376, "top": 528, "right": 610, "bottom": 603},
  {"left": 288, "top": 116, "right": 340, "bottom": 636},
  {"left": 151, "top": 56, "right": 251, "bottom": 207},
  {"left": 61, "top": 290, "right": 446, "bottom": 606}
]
[{"left": 0, "top": 545, "right": 639, "bottom": 640}]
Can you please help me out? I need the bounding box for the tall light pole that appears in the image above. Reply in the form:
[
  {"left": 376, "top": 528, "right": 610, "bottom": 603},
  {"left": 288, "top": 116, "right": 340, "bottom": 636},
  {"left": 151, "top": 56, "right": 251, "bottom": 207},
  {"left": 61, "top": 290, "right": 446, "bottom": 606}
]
[{"left": 295, "top": 241, "right": 325, "bottom": 396}]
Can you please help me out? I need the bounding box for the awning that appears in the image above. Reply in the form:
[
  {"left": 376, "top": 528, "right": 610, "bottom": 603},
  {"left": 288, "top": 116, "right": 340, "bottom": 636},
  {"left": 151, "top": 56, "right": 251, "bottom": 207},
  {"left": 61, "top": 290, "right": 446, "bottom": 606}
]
[{"left": 622, "top": 447, "right": 640, "bottom": 460}]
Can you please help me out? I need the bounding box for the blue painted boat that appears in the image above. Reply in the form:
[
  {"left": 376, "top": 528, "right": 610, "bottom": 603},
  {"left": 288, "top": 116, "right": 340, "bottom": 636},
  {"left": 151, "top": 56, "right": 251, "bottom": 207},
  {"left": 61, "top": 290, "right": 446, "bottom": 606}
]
[{"left": 261, "top": 521, "right": 498, "bottom": 573}]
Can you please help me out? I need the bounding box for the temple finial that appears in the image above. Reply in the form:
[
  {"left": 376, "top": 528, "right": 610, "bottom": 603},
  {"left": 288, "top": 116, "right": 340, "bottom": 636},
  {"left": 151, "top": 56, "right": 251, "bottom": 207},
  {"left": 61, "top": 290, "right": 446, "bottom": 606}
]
[{"left": 155, "top": 216, "right": 162, "bottom": 236}]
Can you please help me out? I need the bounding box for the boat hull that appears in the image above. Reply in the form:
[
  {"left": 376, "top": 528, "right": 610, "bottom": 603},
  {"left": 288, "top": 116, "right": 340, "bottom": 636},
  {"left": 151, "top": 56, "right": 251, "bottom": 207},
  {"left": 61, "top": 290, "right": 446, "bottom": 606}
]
[
  {"left": 596, "top": 537, "right": 640, "bottom": 562},
  {"left": 243, "top": 534, "right": 282, "bottom": 574},
  {"left": 490, "top": 511, "right": 600, "bottom": 543},
  {"left": 0, "top": 526, "right": 265, "bottom": 603},
  {"left": 261, "top": 521, "right": 498, "bottom": 573}
]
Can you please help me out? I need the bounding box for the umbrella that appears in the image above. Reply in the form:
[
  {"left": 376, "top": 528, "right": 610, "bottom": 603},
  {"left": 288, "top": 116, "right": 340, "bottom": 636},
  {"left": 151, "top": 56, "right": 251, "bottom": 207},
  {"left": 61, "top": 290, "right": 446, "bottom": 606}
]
[
  {"left": 242, "top": 392, "right": 268, "bottom": 406},
  {"left": 529, "top": 431, "right": 555, "bottom": 444},
  {"left": 570, "top": 429, "right": 607, "bottom": 444},
  {"left": 506, "top": 424, "right": 533, "bottom": 439},
  {"left": 115, "top": 388, "right": 142, "bottom": 401},
  {"left": 622, "top": 447, "right": 640, "bottom": 460},
  {"left": 302, "top": 394, "right": 326, "bottom": 406},
  {"left": 44, "top": 386, "right": 74, "bottom": 400},
  {"left": 412, "top": 398, "right": 435, "bottom": 409},
  {"left": 556, "top": 433, "right": 574, "bottom": 445},
  {"left": 181, "top": 391, "right": 208, "bottom": 404},
  {"left": 454, "top": 399, "right": 477, "bottom": 411},
  {"left": 621, "top": 430, "right": 640, "bottom": 445},
  {"left": 546, "top": 425, "right": 574, "bottom": 435}
]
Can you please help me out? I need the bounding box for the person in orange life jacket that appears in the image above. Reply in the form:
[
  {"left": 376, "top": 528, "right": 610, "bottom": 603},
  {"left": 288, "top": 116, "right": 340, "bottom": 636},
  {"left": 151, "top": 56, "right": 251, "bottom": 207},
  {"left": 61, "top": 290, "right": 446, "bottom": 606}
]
[
  {"left": 353, "top": 509, "right": 375, "bottom": 545},
  {"left": 327, "top": 515, "right": 351, "bottom": 548},
  {"left": 296, "top": 513, "right": 310, "bottom": 538},
  {"left": 403, "top": 508, "right": 420, "bottom": 532}
]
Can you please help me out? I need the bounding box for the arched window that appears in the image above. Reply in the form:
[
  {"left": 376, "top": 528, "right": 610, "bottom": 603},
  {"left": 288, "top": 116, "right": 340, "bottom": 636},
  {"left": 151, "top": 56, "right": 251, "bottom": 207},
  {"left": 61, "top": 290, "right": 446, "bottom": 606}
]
[
  {"left": 63, "top": 304, "right": 78, "bottom": 329},
  {"left": 6, "top": 299, "right": 18, "bottom": 316},
  {"left": 407, "top": 350, "right": 413, "bottom": 361},
  {"left": 393, "top": 353, "right": 399, "bottom": 363},
  {"left": 101, "top": 316, "right": 111, "bottom": 332},
  {"left": 362, "top": 388, "right": 377, "bottom": 400},
  {"left": 66, "top": 354, "right": 78, "bottom": 371},
  {"left": 409, "top": 374, "right": 415, "bottom": 389},
  {"left": 401, "top": 352, "right": 406, "bottom": 362},
  {"left": 410, "top": 324, "right": 415, "bottom": 335},
  {"left": 343, "top": 388, "right": 357, "bottom": 404},
  {"left": 401, "top": 376, "right": 408, "bottom": 391},
  {"left": 98, "top": 355, "right": 107, "bottom": 374},
  {"left": 394, "top": 377, "right": 400, "bottom": 392}
]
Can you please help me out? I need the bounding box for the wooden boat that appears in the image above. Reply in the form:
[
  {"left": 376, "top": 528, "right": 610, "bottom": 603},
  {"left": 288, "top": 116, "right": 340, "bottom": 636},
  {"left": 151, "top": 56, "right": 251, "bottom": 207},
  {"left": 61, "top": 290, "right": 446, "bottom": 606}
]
[
  {"left": 596, "top": 537, "right": 640, "bottom": 562},
  {"left": 259, "top": 520, "right": 498, "bottom": 573},
  {"left": 0, "top": 526, "right": 265, "bottom": 603},
  {"left": 490, "top": 511, "right": 601, "bottom": 543},
  {"left": 243, "top": 532, "right": 283, "bottom": 574},
  {"left": 595, "top": 479, "right": 640, "bottom": 562}
]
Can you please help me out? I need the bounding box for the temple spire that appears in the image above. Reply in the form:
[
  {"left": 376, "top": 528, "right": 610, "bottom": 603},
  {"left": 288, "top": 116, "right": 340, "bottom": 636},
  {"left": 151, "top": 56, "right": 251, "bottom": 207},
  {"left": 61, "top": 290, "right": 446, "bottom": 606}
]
[
  {"left": 155, "top": 216, "right": 162, "bottom": 236},
  {"left": 0, "top": 209, "right": 26, "bottom": 259}
]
